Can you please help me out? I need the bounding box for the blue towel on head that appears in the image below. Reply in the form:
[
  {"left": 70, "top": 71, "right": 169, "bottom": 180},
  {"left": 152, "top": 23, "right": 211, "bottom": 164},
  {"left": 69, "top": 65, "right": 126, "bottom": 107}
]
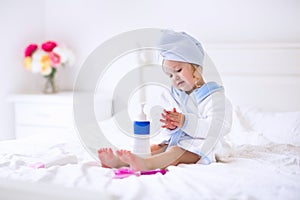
[{"left": 159, "top": 30, "right": 205, "bottom": 66}]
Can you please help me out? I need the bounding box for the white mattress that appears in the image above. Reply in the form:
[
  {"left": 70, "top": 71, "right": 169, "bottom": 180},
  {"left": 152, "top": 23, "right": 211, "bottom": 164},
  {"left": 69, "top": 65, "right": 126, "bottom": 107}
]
[{"left": 1, "top": 108, "right": 300, "bottom": 200}]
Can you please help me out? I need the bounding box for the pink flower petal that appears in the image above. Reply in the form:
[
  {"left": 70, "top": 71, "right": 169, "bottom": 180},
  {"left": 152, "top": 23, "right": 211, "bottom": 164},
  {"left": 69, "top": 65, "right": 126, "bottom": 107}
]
[
  {"left": 49, "top": 52, "right": 61, "bottom": 67},
  {"left": 41, "top": 41, "right": 57, "bottom": 52},
  {"left": 24, "top": 44, "right": 38, "bottom": 57}
]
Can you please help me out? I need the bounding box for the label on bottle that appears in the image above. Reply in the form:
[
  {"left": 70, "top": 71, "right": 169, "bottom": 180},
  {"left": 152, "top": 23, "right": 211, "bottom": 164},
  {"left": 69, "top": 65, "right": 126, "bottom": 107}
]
[{"left": 133, "top": 121, "right": 150, "bottom": 135}]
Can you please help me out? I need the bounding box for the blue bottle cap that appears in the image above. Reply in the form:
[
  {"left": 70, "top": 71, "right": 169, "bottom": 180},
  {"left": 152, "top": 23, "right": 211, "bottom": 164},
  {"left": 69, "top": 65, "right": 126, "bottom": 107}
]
[{"left": 134, "top": 121, "right": 150, "bottom": 135}]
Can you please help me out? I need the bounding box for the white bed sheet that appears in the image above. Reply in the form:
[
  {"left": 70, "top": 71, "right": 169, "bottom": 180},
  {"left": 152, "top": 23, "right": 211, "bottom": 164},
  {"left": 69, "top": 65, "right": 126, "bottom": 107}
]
[{"left": 0, "top": 129, "right": 300, "bottom": 200}]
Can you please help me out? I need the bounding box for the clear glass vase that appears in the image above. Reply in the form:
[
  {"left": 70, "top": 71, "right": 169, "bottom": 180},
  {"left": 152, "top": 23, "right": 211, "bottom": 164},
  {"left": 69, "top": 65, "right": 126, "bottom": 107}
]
[{"left": 43, "top": 75, "right": 58, "bottom": 94}]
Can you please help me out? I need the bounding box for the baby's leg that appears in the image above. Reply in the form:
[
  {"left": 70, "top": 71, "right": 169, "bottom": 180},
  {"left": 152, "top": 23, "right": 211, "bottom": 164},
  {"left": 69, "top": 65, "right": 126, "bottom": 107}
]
[
  {"left": 98, "top": 148, "right": 127, "bottom": 168},
  {"left": 116, "top": 146, "right": 200, "bottom": 171},
  {"left": 150, "top": 143, "right": 168, "bottom": 155}
]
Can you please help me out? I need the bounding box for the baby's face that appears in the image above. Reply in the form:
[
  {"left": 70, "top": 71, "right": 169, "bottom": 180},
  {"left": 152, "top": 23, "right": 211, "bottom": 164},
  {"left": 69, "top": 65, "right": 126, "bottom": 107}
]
[{"left": 163, "top": 60, "right": 196, "bottom": 92}]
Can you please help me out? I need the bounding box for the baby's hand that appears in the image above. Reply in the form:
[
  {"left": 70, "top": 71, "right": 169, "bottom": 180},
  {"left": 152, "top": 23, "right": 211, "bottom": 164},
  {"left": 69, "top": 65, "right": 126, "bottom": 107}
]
[
  {"left": 160, "top": 108, "right": 185, "bottom": 130},
  {"left": 160, "top": 109, "right": 177, "bottom": 130}
]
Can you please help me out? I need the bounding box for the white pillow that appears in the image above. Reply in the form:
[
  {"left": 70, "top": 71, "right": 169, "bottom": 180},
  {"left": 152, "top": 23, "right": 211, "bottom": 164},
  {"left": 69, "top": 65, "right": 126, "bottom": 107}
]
[
  {"left": 226, "top": 107, "right": 271, "bottom": 146},
  {"left": 234, "top": 106, "right": 300, "bottom": 146}
]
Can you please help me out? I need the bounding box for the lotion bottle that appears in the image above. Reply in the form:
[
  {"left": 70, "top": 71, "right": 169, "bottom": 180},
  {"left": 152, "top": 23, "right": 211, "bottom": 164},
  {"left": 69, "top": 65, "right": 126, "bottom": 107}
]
[{"left": 133, "top": 104, "right": 151, "bottom": 158}]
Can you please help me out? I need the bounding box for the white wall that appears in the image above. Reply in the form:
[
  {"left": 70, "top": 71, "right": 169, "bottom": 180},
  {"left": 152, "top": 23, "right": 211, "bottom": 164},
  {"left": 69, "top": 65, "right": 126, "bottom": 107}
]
[
  {"left": 0, "top": 0, "right": 45, "bottom": 140},
  {"left": 0, "top": 0, "right": 299, "bottom": 140}
]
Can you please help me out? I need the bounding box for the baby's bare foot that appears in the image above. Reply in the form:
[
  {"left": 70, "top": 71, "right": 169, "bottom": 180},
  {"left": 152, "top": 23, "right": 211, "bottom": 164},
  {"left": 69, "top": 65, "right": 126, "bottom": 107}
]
[
  {"left": 98, "top": 148, "right": 125, "bottom": 168},
  {"left": 116, "top": 150, "right": 148, "bottom": 171}
]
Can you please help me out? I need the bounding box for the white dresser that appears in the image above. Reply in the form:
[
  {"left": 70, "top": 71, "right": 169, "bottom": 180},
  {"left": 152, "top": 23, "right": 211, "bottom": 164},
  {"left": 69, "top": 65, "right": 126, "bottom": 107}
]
[{"left": 10, "top": 92, "right": 74, "bottom": 139}]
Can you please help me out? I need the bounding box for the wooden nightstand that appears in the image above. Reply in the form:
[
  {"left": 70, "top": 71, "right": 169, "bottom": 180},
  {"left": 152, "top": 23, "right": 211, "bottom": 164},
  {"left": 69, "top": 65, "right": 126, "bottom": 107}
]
[{"left": 10, "top": 92, "right": 74, "bottom": 139}]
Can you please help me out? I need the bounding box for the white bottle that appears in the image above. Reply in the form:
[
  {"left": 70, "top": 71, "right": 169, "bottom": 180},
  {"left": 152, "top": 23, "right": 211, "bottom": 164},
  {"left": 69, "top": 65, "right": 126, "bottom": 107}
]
[{"left": 132, "top": 104, "right": 151, "bottom": 158}]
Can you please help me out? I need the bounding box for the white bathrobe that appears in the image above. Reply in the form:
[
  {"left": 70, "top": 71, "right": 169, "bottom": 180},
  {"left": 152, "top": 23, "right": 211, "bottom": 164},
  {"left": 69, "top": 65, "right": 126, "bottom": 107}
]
[{"left": 163, "top": 81, "right": 232, "bottom": 164}]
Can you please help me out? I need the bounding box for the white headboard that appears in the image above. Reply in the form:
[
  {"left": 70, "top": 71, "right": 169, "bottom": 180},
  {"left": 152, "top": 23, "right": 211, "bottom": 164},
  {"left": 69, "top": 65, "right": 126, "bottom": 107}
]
[{"left": 205, "top": 43, "right": 300, "bottom": 112}]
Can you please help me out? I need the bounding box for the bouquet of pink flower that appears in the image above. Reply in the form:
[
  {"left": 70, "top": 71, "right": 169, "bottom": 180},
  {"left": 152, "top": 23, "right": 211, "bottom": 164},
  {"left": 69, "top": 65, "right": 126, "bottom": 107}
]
[
  {"left": 23, "top": 41, "right": 74, "bottom": 76},
  {"left": 23, "top": 41, "right": 74, "bottom": 93}
]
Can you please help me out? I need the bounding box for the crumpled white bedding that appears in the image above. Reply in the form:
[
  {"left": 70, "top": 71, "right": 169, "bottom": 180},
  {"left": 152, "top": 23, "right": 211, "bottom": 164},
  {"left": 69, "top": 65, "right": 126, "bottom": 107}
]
[{"left": 0, "top": 130, "right": 299, "bottom": 200}]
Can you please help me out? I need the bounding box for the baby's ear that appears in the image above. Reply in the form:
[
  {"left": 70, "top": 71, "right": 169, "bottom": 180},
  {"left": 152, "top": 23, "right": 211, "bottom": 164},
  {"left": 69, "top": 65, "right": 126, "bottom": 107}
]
[{"left": 194, "top": 64, "right": 203, "bottom": 74}]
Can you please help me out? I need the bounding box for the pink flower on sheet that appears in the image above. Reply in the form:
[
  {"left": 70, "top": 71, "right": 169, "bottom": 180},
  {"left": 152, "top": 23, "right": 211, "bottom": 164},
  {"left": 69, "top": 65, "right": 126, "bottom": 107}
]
[
  {"left": 24, "top": 44, "right": 38, "bottom": 57},
  {"left": 49, "top": 52, "right": 61, "bottom": 67},
  {"left": 41, "top": 41, "right": 57, "bottom": 52}
]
